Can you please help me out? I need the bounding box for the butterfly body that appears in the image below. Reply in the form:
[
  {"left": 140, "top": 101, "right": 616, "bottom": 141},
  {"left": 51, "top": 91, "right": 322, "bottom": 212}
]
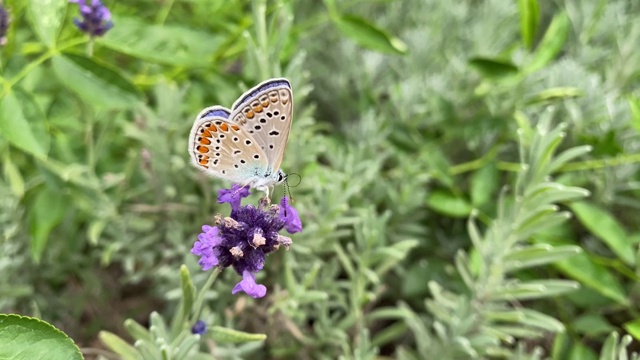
[{"left": 188, "top": 79, "right": 293, "bottom": 197}]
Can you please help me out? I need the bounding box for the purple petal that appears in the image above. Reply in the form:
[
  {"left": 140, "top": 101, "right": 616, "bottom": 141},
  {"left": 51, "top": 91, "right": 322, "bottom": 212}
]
[
  {"left": 218, "top": 184, "right": 251, "bottom": 211},
  {"left": 231, "top": 271, "right": 267, "bottom": 298},
  {"left": 192, "top": 225, "right": 223, "bottom": 270},
  {"left": 278, "top": 197, "right": 302, "bottom": 233}
]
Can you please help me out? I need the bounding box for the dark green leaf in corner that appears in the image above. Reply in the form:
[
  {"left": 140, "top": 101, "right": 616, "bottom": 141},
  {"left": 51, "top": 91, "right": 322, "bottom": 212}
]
[
  {"left": 333, "top": 15, "right": 408, "bottom": 55},
  {"left": 468, "top": 57, "right": 519, "bottom": 79},
  {"left": 0, "top": 93, "right": 47, "bottom": 159},
  {"left": 27, "top": 0, "right": 67, "bottom": 48},
  {"left": 0, "top": 314, "right": 83, "bottom": 360},
  {"left": 51, "top": 53, "right": 142, "bottom": 108},
  {"left": 518, "top": 0, "right": 540, "bottom": 50}
]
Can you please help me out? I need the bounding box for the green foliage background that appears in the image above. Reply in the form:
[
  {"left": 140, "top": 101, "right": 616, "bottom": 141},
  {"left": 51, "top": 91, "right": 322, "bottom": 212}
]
[{"left": 1, "top": 0, "right": 640, "bottom": 358}]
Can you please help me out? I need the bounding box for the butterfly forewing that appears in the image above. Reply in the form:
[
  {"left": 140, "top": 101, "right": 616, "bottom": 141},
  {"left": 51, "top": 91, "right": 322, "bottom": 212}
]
[
  {"left": 188, "top": 113, "right": 269, "bottom": 183},
  {"left": 229, "top": 79, "right": 293, "bottom": 172}
]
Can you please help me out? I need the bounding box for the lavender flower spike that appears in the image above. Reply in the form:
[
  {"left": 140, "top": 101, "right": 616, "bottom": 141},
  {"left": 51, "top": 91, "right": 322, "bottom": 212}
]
[
  {"left": 69, "top": 0, "right": 114, "bottom": 37},
  {"left": 191, "top": 320, "right": 207, "bottom": 335},
  {"left": 232, "top": 271, "right": 267, "bottom": 298},
  {"left": 0, "top": 4, "right": 9, "bottom": 46}
]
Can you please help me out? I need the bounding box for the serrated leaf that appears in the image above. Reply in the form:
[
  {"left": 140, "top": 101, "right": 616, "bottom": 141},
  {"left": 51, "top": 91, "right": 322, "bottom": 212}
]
[
  {"left": 570, "top": 202, "right": 635, "bottom": 266},
  {"left": 468, "top": 57, "right": 519, "bottom": 79},
  {"left": 527, "top": 12, "right": 570, "bottom": 72},
  {"left": 0, "top": 93, "right": 47, "bottom": 159},
  {"left": 99, "top": 331, "right": 140, "bottom": 360},
  {"left": 97, "top": 16, "right": 224, "bottom": 66},
  {"left": 426, "top": 190, "right": 472, "bottom": 218},
  {"left": 210, "top": 326, "right": 266, "bottom": 344},
  {"left": 518, "top": 0, "right": 540, "bottom": 49},
  {"left": 51, "top": 53, "right": 142, "bottom": 108},
  {"left": 28, "top": 187, "right": 68, "bottom": 263},
  {"left": 332, "top": 14, "right": 407, "bottom": 55},
  {"left": 28, "top": 0, "right": 66, "bottom": 48},
  {"left": 0, "top": 314, "right": 82, "bottom": 360}
]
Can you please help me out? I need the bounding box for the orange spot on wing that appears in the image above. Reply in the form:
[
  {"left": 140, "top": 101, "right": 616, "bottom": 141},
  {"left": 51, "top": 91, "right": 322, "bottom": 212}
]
[
  {"left": 197, "top": 145, "right": 208, "bottom": 154},
  {"left": 199, "top": 158, "right": 208, "bottom": 165},
  {"left": 200, "top": 138, "right": 211, "bottom": 145},
  {"left": 219, "top": 123, "right": 229, "bottom": 132},
  {"left": 246, "top": 110, "right": 255, "bottom": 119},
  {"left": 253, "top": 105, "right": 263, "bottom": 113},
  {"left": 231, "top": 125, "right": 240, "bottom": 131},
  {"left": 207, "top": 125, "right": 218, "bottom": 132},
  {"left": 202, "top": 130, "right": 212, "bottom": 137}
]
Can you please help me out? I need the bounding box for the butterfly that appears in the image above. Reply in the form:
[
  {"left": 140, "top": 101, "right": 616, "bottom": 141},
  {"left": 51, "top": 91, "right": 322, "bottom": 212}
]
[{"left": 188, "top": 78, "right": 293, "bottom": 198}]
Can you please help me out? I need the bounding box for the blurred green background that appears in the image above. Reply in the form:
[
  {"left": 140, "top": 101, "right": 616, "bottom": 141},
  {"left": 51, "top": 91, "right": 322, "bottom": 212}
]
[{"left": 1, "top": 0, "right": 640, "bottom": 358}]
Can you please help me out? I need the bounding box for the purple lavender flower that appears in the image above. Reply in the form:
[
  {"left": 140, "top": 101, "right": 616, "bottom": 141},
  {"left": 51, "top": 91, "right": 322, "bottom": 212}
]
[
  {"left": 218, "top": 184, "right": 251, "bottom": 211},
  {"left": 0, "top": 4, "right": 9, "bottom": 46},
  {"left": 69, "top": 0, "right": 113, "bottom": 37},
  {"left": 278, "top": 197, "right": 302, "bottom": 234},
  {"left": 191, "top": 320, "right": 207, "bottom": 335},
  {"left": 192, "top": 186, "right": 302, "bottom": 298}
]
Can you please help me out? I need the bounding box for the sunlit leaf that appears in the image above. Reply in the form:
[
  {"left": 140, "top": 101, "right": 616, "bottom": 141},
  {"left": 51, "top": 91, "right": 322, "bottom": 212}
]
[
  {"left": 332, "top": 14, "right": 407, "bottom": 55},
  {"left": 0, "top": 314, "right": 82, "bottom": 360}
]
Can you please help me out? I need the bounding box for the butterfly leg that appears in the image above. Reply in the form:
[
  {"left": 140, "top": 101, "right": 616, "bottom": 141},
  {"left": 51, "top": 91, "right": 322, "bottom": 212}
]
[{"left": 256, "top": 185, "right": 271, "bottom": 204}]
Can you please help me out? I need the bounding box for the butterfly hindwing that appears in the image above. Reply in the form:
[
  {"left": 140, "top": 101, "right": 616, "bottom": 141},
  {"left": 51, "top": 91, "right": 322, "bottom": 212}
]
[
  {"left": 229, "top": 78, "right": 293, "bottom": 172},
  {"left": 188, "top": 112, "right": 269, "bottom": 183}
]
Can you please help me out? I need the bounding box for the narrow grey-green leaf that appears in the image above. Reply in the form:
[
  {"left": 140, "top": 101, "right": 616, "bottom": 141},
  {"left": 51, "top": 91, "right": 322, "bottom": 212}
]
[
  {"left": 427, "top": 190, "right": 472, "bottom": 218},
  {"left": 518, "top": 0, "right": 540, "bottom": 49},
  {"left": 469, "top": 57, "right": 519, "bottom": 79},
  {"left": 470, "top": 163, "right": 498, "bottom": 207},
  {"left": 99, "top": 331, "right": 140, "bottom": 360},
  {"left": 97, "top": 16, "right": 224, "bottom": 66},
  {"left": 332, "top": 14, "right": 407, "bottom": 55},
  {"left": 210, "top": 326, "right": 267, "bottom": 344},
  {"left": 0, "top": 314, "right": 82, "bottom": 360},
  {"left": 504, "top": 244, "right": 582, "bottom": 272},
  {"left": 525, "top": 87, "right": 583, "bottom": 105},
  {"left": 28, "top": 0, "right": 66, "bottom": 48},
  {"left": 0, "top": 93, "right": 47, "bottom": 159},
  {"left": 527, "top": 12, "right": 570, "bottom": 72},
  {"left": 51, "top": 53, "right": 142, "bottom": 108}
]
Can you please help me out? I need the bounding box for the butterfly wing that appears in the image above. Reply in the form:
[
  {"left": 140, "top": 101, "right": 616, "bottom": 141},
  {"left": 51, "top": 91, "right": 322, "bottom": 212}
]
[
  {"left": 188, "top": 107, "right": 269, "bottom": 183},
  {"left": 229, "top": 78, "right": 293, "bottom": 172}
]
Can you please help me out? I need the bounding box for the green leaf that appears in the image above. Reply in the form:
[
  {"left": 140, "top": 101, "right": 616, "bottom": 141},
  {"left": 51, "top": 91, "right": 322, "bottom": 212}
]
[
  {"left": 51, "top": 53, "right": 142, "bottom": 108},
  {"left": 0, "top": 93, "right": 47, "bottom": 159},
  {"left": 99, "top": 331, "right": 140, "bottom": 360},
  {"left": 623, "top": 319, "right": 640, "bottom": 342},
  {"left": 28, "top": 0, "right": 66, "bottom": 48},
  {"left": 573, "top": 314, "right": 615, "bottom": 337},
  {"left": 503, "top": 244, "right": 582, "bottom": 272},
  {"left": 97, "top": 16, "right": 224, "bottom": 66},
  {"left": 570, "top": 202, "right": 635, "bottom": 266},
  {"left": 426, "top": 190, "right": 472, "bottom": 218},
  {"left": 468, "top": 57, "right": 519, "bottom": 79},
  {"left": 518, "top": 0, "right": 540, "bottom": 49},
  {"left": 3, "top": 152, "right": 25, "bottom": 197},
  {"left": 470, "top": 163, "right": 498, "bottom": 207},
  {"left": 527, "top": 12, "right": 570, "bottom": 72},
  {"left": 0, "top": 314, "right": 82, "bottom": 360},
  {"left": 332, "top": 14, "right": 407, "bottom": 55},
  {"left": 568, "top": 342, "right": 598, "bottom": 360},
  {"left": 628, "top": 97, "right": 640, "bottom": 133},
  {"left": 210, "top": 326, "right": 267, "bottom": 344},
  {"left": 28, "top": 187, "right": 68, "bottom": 263},
  {"left": 525, "top": 87, "right": 583, "bottom": 105}
]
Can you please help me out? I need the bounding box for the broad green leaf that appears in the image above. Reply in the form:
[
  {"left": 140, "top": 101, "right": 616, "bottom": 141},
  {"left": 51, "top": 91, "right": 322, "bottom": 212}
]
[
  {"left": 0, "top": 314, "right": 82, "bottom": 360},
  {"left": 623, "top": 319, "right": 640, "bottom": 342},
  {"left": 573, "top": 314, "right": 615, "bottom": 337},
  {"left": 0, "top": 93, "right": 47, "bottom": 159},
  {"left": 470, "top": 163, "right": 498, "bottom": 207},
  {"left": 568, "top": 342, "right": 598, "bottom": 360},
  {"left": 332, "top": 14, "right": 407, "bottom": 55},
  {"left": 97, "top": 16, "right": 224, "bottom": 66},
  {"left": 468, "top": 57, "right": 519, "bottom": 79},
  {"left": 518, "top": 0, "right": 540, "bottom": 49},
  {"left": 28, "top": 187, "right": 68, "bottom": 263},
  {"left": 28, "top": 0, "right": 66, "bottom": 48},
  {"left": 629, "top": 97, "right": 640, "bottom": 133},
  {"left": 527, "top": 12, "right": 570, "bottom": 72},
  {"left": 426, "top": 190, "right": 472, "bottom": 218},
  {"left": 99, "top": 331, "right": 140, "bottom": 360},
  {"left": 210, "top": 326, "right": 267, "bottom": 344},
  {"left": 525, "top": 87, "right": 583, "bottom": 105},
  {"left": 14, "top": 89, "right": 51, "bottom": 154},
  {"left": 570, "top": 202, "right": 635, "bottom": 266},
  {"left": 51, "top": 53, "right": 142, "bottom": 108}
]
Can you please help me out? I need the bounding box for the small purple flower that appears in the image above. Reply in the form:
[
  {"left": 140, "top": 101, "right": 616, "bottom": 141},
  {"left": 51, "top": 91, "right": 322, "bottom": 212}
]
[
  {"left": 69, "top": 0, "right": 113, "bottom": 37},
  {"left": 232, "top": 271, "right": 267, "bottom": 298},
  {"left": 0, "top": 4, "right": 9, "bottom": 46},
  {"left": 191, "top": 320, "right": 207, "bottom": 335},
  {"left": 192, "top": 186, "right": 300, "bottom": 298},
  {"left": 278, "top": 197, "right": 302, "bottom": 234},
  {"left": 218, "top": 184, "right": 251, "bottom": 211}
]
